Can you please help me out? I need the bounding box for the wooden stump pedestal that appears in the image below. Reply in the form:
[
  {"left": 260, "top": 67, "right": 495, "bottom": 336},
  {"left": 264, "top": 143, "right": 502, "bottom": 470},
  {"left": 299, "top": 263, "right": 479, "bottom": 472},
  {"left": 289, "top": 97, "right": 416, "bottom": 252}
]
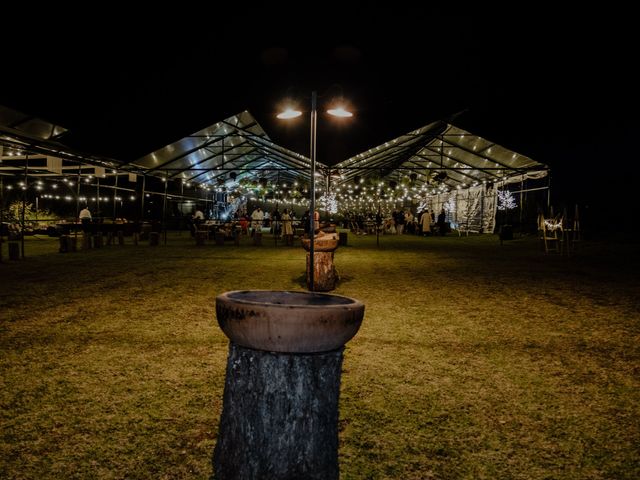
[
  {"left": 8, "top": 242, "right": 20, "bottom": 260},
  {"left": 195, "top": 231, "right": 208, "bottom": 246},
  {"left": 253, "top": 232, "right": 262, "bottom": 246},
  {"left": 213, "top": 343, "right": 343, "bottom": 480},
  {"left": 59, "top": 235, "right": 70, "bottom": 253},
  {"left": 302, "top": 233, "right": 340, "bottom": 292},
  {"left": 149, "top": 232, "right": 160, "bottom": 246},
  {"left": 213, "top": 290, "right": 365, "bottom": 480},
  {"left": 306, "top": 251, "right": 338, "bottom": 291}
]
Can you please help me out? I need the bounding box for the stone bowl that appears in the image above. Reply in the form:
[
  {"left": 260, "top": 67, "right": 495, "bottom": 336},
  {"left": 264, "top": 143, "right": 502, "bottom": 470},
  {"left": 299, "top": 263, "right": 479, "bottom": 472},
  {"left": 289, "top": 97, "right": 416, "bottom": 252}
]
[{"left": 216, "top": 290, "right": 365, "bottom": 353}]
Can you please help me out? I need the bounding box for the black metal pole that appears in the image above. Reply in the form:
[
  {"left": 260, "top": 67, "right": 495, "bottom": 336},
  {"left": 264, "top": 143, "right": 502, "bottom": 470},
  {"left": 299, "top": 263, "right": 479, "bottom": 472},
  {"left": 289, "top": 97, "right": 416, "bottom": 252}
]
[
  {"left": 0, "top": 175, "right": 4, "bottom": 263},
  {"left": 309, "top": 91, "right": 317, "bottom": 291},
  {"left": 21, "top": 155, "right": 27, "bottom": 259},
  {"left": 140, "top": 175, "right": 146, "bottom": 221},
  {"left": 162, "top": 173, "right": 168, "bottom": 245}
]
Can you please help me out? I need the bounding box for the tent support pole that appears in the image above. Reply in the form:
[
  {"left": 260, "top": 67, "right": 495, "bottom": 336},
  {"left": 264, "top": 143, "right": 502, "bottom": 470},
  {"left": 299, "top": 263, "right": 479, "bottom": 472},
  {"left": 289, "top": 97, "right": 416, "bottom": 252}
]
[
  {"left": 162, "top": 172, "right": 168, "bottom": 245},
  {"left": 113, "top": 170, "right": 119, "bottom": 221},
  {"left": 546, "top": 171, "right": 551, "bottom": 215},
  {"left": 21, "top": 155, "right": 27, "bottom": 259},
  {"left": 75, "top": 165, "right": 82, "bottom": 240},
  {"left": 140, "top": 175, "right": 146, "bottom": 220}
]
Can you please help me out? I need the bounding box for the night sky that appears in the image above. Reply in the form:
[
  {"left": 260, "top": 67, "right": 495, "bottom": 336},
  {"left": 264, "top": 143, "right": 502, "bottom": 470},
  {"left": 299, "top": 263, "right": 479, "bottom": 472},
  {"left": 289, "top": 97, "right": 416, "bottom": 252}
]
[{"left": 2, "top": 10, "right": 637, "bottom": 228}]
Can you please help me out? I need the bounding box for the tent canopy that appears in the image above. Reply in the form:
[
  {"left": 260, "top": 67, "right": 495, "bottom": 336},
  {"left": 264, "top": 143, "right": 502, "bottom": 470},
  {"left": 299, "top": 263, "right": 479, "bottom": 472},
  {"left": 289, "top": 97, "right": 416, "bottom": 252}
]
[
  {"left": 125, "top": 111, "right": 312, "bottom": 186},
  {"left": 1, "top": 105, "right": 547, "bottom": 192},
  {"left": 331, "top": 120, "right": 548, "bottom": 191}
]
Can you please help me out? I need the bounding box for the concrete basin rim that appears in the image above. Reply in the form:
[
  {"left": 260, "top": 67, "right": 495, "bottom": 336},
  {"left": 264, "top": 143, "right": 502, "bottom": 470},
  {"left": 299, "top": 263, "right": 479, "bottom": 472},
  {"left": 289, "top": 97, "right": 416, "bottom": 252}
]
[{"left": 217, "top": 289, "right": 364, "bottom": 309}]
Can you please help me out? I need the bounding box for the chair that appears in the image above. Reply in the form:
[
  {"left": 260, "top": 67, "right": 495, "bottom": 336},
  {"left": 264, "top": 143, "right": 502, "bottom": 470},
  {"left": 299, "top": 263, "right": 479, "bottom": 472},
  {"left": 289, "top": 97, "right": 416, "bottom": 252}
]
[
  {"left": 571, "top": 204, "right": 581, "bottom": 247},
  {"left": 542, "top": 216, "right": 563, "bottom": 253}
]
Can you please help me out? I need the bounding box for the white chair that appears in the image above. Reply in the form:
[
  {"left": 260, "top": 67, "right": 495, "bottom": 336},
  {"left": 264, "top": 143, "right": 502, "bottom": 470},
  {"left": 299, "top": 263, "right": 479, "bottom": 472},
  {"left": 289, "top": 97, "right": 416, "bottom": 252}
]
[{"left": 542, "top": 216, "right": 563, "bottom": 253}]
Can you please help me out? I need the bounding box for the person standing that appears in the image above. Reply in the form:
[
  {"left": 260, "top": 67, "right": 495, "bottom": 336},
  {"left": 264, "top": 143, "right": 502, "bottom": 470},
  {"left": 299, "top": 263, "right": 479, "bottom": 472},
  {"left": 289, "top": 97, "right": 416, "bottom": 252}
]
[
  {"left": 79, "top": 206, "right": 92, "bottom": 231},
  {"left": 420, "top": 209, "right": 431, "bottom": 236},
  {"left": 301, "top": 210, "right": 310, "bottom": 235},
  {"left": 395, "top": 209, "right": 405, "bottom": 235},
  {"left": 281, "top": 208, "right": 294, "bottom": 246},
  {"left": 313, "top": 210, "right": 320, "bottom": 234},
  {"left": 272, "top": 207, "right": 281, "bottom": 236},
  {"left": 437, "top": 208, "right": 447, "bottom": 236},
  {"left": 406, "top": 210, "right": 415, "bottom": 234},
  {"left": 193, "top": 207, "right": 204, "bottom": 223},
  {"left": 191, "top": 207, "right": 205, "bottom": 236},
  {"left": 251, "top": 207, "right": 264, "bottom": 235}
]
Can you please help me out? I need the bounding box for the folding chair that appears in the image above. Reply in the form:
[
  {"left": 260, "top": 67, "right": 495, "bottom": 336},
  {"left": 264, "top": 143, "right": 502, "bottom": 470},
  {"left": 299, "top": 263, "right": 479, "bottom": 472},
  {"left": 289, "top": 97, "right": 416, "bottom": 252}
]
[{"left": 542, "top": 216, "right": 563, "bottom": 253}]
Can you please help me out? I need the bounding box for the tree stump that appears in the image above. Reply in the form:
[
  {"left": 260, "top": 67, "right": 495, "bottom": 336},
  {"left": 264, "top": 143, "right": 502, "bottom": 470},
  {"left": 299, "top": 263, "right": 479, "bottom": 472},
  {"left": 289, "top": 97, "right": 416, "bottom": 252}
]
[
  {"left": 253, "top": 232, "right": 262, "bottom": 246},
  {"left": 8, "top": 241, "right": 20, "bottom": 260},
  {"left": 302, "top": 234, "right": 340, "bottom": 292},
  {"left": 59, "top": 234, "right": 70, "bottom": 253},
  {"left": 149, "top": 232, "right": 159, "bottom": 246},
  {"left": 196, "top": 231, "right": 208, "bottom": 246},
  {"left": 306, "top": 251, "right": 338, "bottom": 291},
  {"left": 338, "top": 231, "right": 348, "bottom": 246},
  {"left": 284, "top": 234, "right": 294, "bottom": 246},
  {"left": 213, "top": 343, "right": 343, "bottom": 480}
]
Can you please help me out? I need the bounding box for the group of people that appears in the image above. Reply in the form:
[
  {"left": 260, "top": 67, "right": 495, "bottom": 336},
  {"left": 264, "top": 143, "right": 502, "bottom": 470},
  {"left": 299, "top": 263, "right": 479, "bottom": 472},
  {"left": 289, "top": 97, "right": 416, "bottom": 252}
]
[
  {"left": 345, "top": 208, "right": 448, "bottom": 236},
  {"left": 416, "top": 208, "right": 447, "bottom": 236},
  {"left": 95, "top": 201, "right": 448, "bottom": 239},
  {"left": 188, "top": 207, "right": 205, "bottom": 236},
  {"left": 248, "top": 207, "right": 296, "bottom": 238},
  {"left": 77, "top": 206, "right": 131, "bottom": 232}
]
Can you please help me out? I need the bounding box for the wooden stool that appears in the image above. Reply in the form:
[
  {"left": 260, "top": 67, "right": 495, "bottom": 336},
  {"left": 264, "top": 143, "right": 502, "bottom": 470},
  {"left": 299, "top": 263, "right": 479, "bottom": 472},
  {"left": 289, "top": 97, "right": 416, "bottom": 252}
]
[
  {"left": 196, "top": 230, "right": 208, "bottom": 246},
  {"left": 149, "top": 232, "right": 160, "bottom": 246},
  {"left": 59, "top": 235, "right": 70, "bottom": 253},
  {"left": 338, "top": 232, "right": 348, "bottom": 246},
  {"left": 253, "top": 232, "right": 262, "bottom": 246},
  {"left": 8, "top": 241, "right": 20, "bottom": 260}
]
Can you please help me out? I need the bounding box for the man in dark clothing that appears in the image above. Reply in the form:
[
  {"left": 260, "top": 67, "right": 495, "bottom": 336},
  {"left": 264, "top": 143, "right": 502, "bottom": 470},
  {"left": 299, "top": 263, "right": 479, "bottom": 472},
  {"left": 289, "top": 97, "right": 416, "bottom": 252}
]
[{"left": 437, "top": 209, "right": 446, "bottom": 236}]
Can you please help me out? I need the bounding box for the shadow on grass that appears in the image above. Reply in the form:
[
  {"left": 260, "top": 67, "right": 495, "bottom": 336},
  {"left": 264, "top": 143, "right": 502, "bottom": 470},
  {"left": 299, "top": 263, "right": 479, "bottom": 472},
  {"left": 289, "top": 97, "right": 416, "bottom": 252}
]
[
  {"left": 293, "top": 273, "right": 307, "bottom": 289},
  {"left": 292, "top": 270, "right": 355, "bottom": 290}
]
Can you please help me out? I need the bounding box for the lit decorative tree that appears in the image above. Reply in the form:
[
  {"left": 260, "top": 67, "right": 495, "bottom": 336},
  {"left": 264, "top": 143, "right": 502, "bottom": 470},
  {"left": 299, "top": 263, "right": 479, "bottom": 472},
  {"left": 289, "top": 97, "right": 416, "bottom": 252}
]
[
  {"left": 417, "top": 198, "right": 429, "bottom": 213},
  {"left": 496, "top": 189, "right": 517, "bottom": 235},
  {"left": 497, "top": 190, "right": 517, "bottom": 211},
  {"left": 318, "top": 192, "right": 338, "bottom": 214},
  {"left": 444, "top": 197, "right": 456, "bottom": 216}
]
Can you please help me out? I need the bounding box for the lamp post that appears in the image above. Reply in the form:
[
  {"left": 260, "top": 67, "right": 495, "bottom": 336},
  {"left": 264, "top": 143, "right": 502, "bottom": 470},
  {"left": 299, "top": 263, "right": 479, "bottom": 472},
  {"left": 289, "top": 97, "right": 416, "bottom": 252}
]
[
  {"left": 278, "top": 90, "right": 352, "bottom": 291},
  {"left": 309, "top": 91, "right": 318, "bottom": 291}
]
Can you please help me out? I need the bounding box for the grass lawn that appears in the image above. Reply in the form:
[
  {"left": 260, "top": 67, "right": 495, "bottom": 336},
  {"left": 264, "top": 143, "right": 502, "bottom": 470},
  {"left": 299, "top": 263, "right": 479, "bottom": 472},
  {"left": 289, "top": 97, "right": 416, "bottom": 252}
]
[{"left": 1, "top": 232, "right": 639, "bottom": 479}]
